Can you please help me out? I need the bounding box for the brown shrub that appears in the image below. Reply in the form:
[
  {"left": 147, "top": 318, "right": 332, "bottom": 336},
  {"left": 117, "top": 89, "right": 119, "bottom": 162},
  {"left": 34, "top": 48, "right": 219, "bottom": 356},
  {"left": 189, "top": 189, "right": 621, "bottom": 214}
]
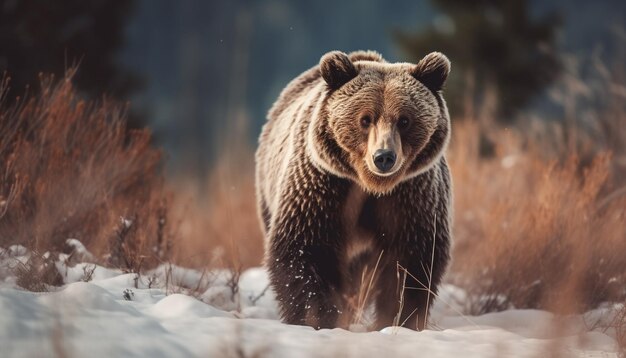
[
  {"left": 447, "top": 44, "right": 626, "bottom": 314},
  {"left": 449, "top": 116, "right": 626, "bottom": 314},
  {"left": 611, "top": 302, "right": 626, "bottom": 357},
  {"left": 14, "top": 251, "right": 64, "bottom": 292},
  {"left": 168, "top": 146, "right": 264, "bottom": 269},
  {"left": 0, "top": 71, "right": 170, "bottom": 271}
]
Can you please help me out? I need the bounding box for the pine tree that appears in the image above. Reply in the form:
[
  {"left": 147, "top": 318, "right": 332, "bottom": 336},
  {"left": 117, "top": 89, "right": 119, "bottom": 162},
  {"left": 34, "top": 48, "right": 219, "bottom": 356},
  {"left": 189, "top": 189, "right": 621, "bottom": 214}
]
[
  {"left": 0, "top": 0, "right": 141, "bottom": 123},
  {"left": 395, "top": 0, "right": 561, "bottom": 120}
]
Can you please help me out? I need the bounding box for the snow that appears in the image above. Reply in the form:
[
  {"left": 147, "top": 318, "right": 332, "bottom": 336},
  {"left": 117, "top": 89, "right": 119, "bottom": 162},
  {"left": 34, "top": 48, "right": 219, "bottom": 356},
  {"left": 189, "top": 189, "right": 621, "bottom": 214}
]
[{"left": 0, "top": 244, "right": 621, "bottom": 357}]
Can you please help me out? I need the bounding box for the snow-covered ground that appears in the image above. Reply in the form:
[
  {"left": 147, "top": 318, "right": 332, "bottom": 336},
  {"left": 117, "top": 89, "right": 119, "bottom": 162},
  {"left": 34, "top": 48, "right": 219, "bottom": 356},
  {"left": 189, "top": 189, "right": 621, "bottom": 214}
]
[{"left": 0, "top": 243, "right": 621, "bottom": 357}]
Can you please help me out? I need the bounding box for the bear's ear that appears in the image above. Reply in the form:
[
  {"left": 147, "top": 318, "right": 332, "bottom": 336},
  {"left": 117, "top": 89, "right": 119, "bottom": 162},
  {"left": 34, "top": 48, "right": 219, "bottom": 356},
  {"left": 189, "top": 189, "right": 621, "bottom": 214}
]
[
  {"left": 411, "top": 52, "right": 451, "bottom": 92},
  {"left": 320, "top": 51, "right": 358, "bottom": 90}
]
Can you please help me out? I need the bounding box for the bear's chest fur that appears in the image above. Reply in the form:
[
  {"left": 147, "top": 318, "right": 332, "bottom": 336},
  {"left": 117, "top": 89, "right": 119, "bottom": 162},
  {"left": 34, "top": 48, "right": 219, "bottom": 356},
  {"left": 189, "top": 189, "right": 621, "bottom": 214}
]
[
  {"left": 342, "top": 184, "right": 401, "bottom": 264},
  {"left": 342, "top": 184, "right": 374, "bottom": 263}
]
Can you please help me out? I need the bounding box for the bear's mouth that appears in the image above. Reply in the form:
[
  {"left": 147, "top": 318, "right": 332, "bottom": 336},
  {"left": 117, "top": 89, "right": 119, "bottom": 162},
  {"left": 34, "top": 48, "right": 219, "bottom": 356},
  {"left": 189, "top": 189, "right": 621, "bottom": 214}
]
[
  {"left": 364, "top": 157, "right": 404, "bottom": 177},
  {"left": 354, "top": 157, "right": 407, "bottom": 195}
]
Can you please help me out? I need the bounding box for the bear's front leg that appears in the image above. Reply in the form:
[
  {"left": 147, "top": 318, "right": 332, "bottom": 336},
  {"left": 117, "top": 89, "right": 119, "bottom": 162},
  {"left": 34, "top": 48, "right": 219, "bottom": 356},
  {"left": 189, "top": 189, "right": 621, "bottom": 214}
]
[
  {"left": 268, "top": 239, "right": 344, "bottom": 329},
  {"left": 266, "top": 169, "right": 350, "bottom": 329},
  {"left": 373, "top": 249, "right": 445, "bottom": 331},
  {"left": 374, "top": 207, "right": 451, "bottom": 330}
]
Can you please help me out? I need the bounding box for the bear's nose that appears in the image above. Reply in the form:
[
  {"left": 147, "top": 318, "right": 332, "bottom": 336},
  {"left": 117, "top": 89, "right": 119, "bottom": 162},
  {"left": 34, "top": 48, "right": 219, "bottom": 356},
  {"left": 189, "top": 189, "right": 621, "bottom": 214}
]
[{"left": 373, "top": 149, "right": 396, "bottom": 172}]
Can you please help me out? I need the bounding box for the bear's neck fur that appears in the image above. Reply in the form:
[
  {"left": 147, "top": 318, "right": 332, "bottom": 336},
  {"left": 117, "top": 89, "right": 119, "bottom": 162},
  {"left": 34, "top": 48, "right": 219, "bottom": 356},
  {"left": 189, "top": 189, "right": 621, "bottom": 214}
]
[{"left": 306, "top": 93, "right": 357, "bottom": 180}]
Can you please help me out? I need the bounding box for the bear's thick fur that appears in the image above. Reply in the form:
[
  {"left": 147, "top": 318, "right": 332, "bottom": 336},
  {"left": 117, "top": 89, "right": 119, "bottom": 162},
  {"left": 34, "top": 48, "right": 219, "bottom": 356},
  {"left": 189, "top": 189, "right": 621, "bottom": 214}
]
[{"left": 255, "top": 50, "right": 452, "bottom": 330}]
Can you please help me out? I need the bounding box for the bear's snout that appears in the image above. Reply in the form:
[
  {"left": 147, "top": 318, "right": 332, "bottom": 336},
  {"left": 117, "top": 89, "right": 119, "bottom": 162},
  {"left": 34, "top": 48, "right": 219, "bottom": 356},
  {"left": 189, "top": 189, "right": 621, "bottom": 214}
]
[{"left": 373, "top": 149, "right": 396, "bottom": 172}]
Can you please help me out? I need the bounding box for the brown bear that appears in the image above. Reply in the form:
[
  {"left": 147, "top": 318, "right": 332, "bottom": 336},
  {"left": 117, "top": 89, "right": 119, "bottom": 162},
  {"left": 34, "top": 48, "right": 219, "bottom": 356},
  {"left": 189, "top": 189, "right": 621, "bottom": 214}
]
[{"left": 255, "top": 50, "right": 452, "bottom": 331}]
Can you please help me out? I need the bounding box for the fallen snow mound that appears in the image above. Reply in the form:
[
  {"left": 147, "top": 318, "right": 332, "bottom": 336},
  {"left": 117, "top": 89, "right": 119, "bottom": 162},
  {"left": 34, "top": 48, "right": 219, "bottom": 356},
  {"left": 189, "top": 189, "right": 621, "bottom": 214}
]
[{"left": 0, "top": 244, "right": 621, "bottom": 357}]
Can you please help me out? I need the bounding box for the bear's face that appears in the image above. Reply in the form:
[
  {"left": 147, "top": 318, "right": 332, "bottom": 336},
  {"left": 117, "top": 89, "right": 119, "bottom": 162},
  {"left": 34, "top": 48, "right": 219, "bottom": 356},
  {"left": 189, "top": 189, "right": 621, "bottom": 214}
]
[{"left": 315, "top": 51, "right": 451, "bottom": 194}]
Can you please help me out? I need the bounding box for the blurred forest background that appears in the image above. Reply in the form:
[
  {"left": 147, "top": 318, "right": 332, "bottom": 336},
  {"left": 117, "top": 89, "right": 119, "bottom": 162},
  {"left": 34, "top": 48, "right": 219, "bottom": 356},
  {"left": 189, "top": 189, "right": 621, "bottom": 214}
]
[
  {"left": 1, "top": 0, "right": 626, "bottom": 318},
  {"left": 1, "top": 0, "right": 624, "bottom": 175}
]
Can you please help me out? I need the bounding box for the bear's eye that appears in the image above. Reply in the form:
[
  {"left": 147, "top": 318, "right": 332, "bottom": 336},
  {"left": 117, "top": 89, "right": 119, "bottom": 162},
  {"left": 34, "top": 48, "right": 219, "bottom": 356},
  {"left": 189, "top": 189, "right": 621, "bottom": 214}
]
[
  {"left": 360, "top": 115, "right": 372, "bottom": 129},
  {"left": 397, "top": 116, "right": 410, "bottom": 130}
]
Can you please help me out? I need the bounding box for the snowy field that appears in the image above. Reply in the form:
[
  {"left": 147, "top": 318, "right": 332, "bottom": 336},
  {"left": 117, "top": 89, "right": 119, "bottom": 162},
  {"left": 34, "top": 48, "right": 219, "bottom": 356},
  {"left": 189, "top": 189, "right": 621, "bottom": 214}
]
[{"left": 0, "top": 243, "right": 621, "bottom": 358}]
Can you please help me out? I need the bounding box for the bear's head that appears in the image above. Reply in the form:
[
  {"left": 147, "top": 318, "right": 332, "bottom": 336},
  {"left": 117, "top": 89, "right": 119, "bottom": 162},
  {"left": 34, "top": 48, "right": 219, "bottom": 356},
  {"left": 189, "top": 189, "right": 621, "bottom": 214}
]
[{"left": 309, "top": 50, "right": 451, "bottom": 194}]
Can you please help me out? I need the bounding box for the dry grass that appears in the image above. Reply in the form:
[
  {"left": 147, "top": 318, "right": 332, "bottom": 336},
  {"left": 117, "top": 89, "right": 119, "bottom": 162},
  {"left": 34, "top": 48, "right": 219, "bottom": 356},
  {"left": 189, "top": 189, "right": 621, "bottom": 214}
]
[
  {"left": 603, "top": 301, "right": 626, "bottom": 357},
  {"left": 168, "top": 150, "right": 263, "bottom": 269},
  {"left": 0, "top": 69, "right": 257, "bottom": 298},
  {"left": 447, "top": 44, "right": 626, "bottom": 316},
  {"left": 14, "top": 251, "right": 63, "bottom": 291},
  {"left": 350, "top": 250, "right": 384, "bottom": 328},
  {"left": 617, "top": 303, "right": 626, "bottom": 357},
  {"left": 0, "top": 70, "right": 171, "bottom": 276},
  {"left": 449, "top": 118, "right": 626, "bottom": 314}
]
